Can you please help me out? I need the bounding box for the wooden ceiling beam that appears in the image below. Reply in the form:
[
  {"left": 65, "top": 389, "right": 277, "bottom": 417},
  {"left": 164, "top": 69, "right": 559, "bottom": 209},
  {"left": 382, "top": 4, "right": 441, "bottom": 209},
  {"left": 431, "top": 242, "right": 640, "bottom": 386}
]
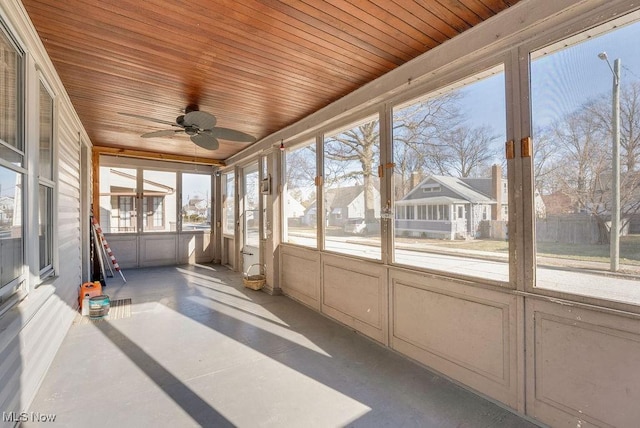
[{"left": 93, "top": 146, "right": 226, "bottom": 167}]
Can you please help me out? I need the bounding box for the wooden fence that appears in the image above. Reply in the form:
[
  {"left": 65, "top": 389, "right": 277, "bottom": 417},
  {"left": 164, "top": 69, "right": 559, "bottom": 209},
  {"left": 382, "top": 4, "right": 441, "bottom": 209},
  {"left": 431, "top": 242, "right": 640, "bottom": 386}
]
[{"left": 536, "top": 215, "right": 601, "bottom": 244}]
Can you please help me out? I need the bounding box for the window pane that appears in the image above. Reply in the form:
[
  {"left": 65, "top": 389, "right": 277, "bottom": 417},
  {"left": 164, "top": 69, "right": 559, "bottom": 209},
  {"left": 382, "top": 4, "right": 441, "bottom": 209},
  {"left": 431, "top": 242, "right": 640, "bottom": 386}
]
[
  {"left": 222, "top": 173, "right": 235, "bottom": 235},
  {"left": 261, "top": 156, "right": 268, "bottom": 241},
  {"left": 0, "top": 166, "right": 23, "bottom": 289},
  {"left": 531, "top": 15, "right": 640, "bottom": 305},
  {"left": 38, "top": 184, "right": 52, "bottom": 272},
  {"left": 99, "top": 167, "right": 137, "bottom": 233},
  {"left": 181, "top": 173, "right": 211, "bottom": 232},
  {"left": 392, "top": 66, "right": 509, "bottom": 282},
  {"left": 142, "top": 170, "right": 176, "bottom": 232},
  {"left": 244, "top": 166, "right": 259, "bottom": 248},
  {"left": 39, "top": 82, "right": 53, "bottom": 181},
  {"left": 324, "top": 117, "right": 381, "bottom": 259},
  {"left": 284, "top": 141, "right": 317, "bottom": 248},
  {"left": 0, "top": 28, "right": 21, "bottom": 154}
]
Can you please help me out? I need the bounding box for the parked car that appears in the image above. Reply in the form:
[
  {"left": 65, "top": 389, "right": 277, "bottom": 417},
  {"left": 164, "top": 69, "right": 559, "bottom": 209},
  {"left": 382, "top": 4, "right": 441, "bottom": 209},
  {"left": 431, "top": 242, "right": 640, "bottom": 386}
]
[{"left": 343, "top": 218, "right": 380, "bottom": 235}]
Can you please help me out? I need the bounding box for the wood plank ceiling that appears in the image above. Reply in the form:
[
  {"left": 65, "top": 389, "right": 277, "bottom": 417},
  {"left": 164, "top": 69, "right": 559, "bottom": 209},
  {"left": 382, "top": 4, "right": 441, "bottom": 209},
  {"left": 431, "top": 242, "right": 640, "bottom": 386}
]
[{"left": 21, "top": 0, "right": 519, "bottom": 163}]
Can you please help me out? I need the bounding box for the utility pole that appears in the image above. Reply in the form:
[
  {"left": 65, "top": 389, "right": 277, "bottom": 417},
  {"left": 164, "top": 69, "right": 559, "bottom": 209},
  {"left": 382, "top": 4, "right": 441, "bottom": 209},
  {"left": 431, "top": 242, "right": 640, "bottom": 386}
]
[{"left": 598, "top": 52, "right": 621, "bottom": 272}]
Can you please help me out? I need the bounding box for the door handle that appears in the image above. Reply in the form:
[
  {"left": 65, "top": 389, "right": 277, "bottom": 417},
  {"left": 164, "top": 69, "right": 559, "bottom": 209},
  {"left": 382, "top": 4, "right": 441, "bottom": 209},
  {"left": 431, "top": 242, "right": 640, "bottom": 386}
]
[{"left": 241, "top": 251, "right": 254, "bottom": 256}]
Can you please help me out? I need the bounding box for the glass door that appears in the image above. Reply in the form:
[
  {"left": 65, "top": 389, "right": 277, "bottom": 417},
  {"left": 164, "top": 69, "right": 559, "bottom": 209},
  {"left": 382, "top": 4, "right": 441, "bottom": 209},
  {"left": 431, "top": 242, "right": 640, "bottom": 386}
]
[{"left": 241, "top": 162, "right": 260, "bottom": 274}]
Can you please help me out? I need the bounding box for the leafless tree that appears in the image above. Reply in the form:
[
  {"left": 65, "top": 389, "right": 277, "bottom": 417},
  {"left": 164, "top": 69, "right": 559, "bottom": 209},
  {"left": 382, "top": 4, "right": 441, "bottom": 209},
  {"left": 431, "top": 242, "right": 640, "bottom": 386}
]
[
  {"left": 324, "top": 120, "right": 379, "bottom": 218},
  {"left": 434, "top": 124, "right": 500, "bottom": 178},
  {"left": 392, "top": 92, "right": 461, "bottom": 195},
  {"left": 585, "top": 81, "right": 640, "bottom": 172},
  {"left": 533, "top": 126, "right": 565, "bottom": 194}
]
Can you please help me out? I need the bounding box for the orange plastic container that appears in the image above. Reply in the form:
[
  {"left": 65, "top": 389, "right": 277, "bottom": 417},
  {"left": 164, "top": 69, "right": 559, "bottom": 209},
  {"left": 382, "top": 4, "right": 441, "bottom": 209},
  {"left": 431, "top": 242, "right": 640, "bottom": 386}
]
[{"left": 79, "top": 281, "right": 102, "bottom": 309}]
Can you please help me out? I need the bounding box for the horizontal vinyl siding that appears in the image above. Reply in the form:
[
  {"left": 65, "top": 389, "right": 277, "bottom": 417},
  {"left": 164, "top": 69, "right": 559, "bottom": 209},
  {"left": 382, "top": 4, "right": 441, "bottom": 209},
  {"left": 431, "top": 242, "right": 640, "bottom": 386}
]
[{"left": 0, "top": 6, "right": 85, "bottom": 420}]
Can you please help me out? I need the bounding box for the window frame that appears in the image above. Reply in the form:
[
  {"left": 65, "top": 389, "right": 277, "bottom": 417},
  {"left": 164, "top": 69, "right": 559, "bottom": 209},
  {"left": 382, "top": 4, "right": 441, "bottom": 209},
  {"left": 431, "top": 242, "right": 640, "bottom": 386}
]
[
  {"left": 321, "top": 113, "right": 383, "bottom": 261},
  {"left": 98, "top": 156, "right": 209, "bottom": 235},
  {"left": 37, "top": 78, "right": 56, "bottom": 280},
  {"left": 518, "top": 6, "right": 640, "bottom": 313},
  {"left": 180, "top": 171, "right": 212, "bottom": 233},
  {"left": 222, "top": 171, "right": 235, "bottom": 237},
  {"left": 282, "top": 138, "right": 318, "bottom": 248},
  {"left": 388, "top": 57, "right": 513, "bottom": 288},
  {"left": 0, "top": 21, "right": 26, "bottom": 305}
]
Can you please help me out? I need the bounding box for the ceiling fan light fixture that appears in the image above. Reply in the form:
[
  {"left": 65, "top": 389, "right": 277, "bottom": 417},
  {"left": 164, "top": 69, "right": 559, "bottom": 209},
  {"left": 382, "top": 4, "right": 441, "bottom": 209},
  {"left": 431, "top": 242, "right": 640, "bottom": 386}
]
[{"left": 121, "top": 105, "right": 255, "bottom": 151}]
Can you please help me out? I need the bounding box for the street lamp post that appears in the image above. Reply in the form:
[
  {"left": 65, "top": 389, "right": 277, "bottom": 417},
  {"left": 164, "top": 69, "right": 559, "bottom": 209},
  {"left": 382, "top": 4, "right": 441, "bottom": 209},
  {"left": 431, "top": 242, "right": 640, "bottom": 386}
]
[{"left": 598, "top": 52, "right": 621, "bottom": 272}]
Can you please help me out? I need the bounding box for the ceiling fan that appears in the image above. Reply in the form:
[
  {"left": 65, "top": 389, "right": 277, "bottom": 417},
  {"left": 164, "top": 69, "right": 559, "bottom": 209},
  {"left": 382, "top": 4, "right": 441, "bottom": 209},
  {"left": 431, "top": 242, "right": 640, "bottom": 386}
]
[{"left": 119, "top": 105, "right": 255, "bottom": 150}]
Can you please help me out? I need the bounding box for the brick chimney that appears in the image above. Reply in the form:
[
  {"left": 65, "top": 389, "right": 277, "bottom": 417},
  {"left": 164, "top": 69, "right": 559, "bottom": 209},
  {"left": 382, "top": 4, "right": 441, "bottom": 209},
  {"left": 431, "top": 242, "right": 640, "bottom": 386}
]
[
  {"left": 411, "top": 171, "right": 421, "bottom": 190},
  {"left": 491, "top": 164, "right": 502, "bottom": 221}
]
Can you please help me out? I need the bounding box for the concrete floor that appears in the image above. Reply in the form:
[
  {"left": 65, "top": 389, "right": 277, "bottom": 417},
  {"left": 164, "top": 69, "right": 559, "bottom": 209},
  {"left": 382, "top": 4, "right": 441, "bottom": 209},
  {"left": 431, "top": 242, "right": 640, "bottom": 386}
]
[{"left": 27, "top": 264, "right": 539, "bottom": 427}]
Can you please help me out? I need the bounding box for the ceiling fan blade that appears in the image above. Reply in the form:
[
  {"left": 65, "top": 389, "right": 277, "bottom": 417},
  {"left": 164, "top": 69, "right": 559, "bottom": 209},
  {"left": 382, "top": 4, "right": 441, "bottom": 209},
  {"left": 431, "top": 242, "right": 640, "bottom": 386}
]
[
  {"left": 210, "top": 127, "right": 256, "bottom": 142},
  {"left": 118, "top": 112, "right": 178, "bottom": 127},
  {"left": 141, "top": 129, "right": 183, "bottom": 138},
  {"left": 183, "top": 111, "right": 216, "bottom": 130},
  {"left": 191, "top": 133, "right": 219, "bottom": 150}
]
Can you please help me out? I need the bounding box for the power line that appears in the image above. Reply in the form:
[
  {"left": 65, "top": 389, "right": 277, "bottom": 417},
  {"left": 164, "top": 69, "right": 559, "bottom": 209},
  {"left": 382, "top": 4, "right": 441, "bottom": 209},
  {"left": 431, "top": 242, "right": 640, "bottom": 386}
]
[{"left": 622, "top": 64, "right": 640, "bottom": 81}]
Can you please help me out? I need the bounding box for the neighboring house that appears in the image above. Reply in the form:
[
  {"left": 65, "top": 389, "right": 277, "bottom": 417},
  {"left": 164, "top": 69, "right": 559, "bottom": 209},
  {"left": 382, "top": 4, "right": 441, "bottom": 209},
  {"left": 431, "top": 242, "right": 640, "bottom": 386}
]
[
  {"left": 100, "top": 169, "right": 176, "bottom": 232},
  {"left": 301, "top": 184, "right": 381, "bottom": 227},
  {"left": 396, "top": 165, "right": 508, "bottom": 240},
  {"left": 183, "top": 196, "right": 210, "bottom": 223},
  {"left": 302, "top": 204, "right": 317, "bottom": 227},
  {"left": 0, "top": 196, "right": 13, "bottom": 224},
  {"left": 325, "top": 184, "right": 381, "bottom": 227},
  {"left": 285, "top": 192, "right": 307, "bottom": 226}
]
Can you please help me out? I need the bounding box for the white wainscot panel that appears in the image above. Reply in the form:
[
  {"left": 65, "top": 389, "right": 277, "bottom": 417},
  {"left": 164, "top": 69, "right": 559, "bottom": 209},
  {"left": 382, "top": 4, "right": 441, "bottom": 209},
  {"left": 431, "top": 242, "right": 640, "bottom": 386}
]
[
  {"left": 321, "top": 254, "right": 388, "bottom": 345},
  {"left": 140, "top": 234, "right": 177, "bottom": 266},
  {"left": 103, "top": 234, "right": 138, "bottom": 269},
  {"left": 178, "top": 232, "right": 212, "bottom": 264},
  {"left": 389, "top": 269, "right": 518, "bottom": 407},
  {"left": 526, "top": 299, "right": 640, "bottom": 428},
  {"left": 280, "top": 246, "right": 320, "bottom": 310}
]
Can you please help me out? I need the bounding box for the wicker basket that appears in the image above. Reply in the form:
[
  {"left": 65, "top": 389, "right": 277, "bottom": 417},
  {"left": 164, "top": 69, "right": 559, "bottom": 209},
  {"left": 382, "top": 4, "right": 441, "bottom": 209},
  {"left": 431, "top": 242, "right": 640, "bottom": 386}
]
[{"left": 243, "top": 263, "right": 266, "bottom": 290}]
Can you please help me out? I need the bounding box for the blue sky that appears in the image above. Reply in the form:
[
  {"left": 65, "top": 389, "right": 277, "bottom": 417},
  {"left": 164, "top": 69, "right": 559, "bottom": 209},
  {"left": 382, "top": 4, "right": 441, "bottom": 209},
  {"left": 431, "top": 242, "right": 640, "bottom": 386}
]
[
  {"left": 531, "top": 20, "right": 640, "bottom": 127},
  {"left": 447, "top": 17, "right": 640, "bottom": 166}
]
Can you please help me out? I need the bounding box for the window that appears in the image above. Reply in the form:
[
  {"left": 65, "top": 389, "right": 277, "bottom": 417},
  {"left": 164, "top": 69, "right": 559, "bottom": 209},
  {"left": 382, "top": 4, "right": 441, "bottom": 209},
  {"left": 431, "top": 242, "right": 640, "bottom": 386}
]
[
  {"left": 406, "top": 205, "right": 415, "bottom": 220},
  {"left": 392, "top": 65, "right": 509, "bottom": 283},
  {"left": 284, "top": 141, "right": 317, "bottom": 248},
  {"left": 422, "top": 185, "right": 441, "bottom": 193},
  {"left": 142, "top": 170, "right": 175, "bottom": 232},
  {"left": 324, "top": 116, "right": 381, "bottom": 259},
  {"left": 100, "top": 167, "right": 138, "bottom": 233},
  {"left": 143, "top": 196, "right": 164, "bottom": 230},
  {"left": 222, "top": 172, "right": 235, "bottom": 235},
  {"left": 530, "top": 13, "right": 640, "bottom": 305},
  {"left": 0, "top": 25, "right": 24, "bottom": 300},
  {"left": 261, "top": 156, "right": 268, "bottom": 241},
  {"left": 38, "top": 185, "right": 52, "bottom": 273},
  {"left": 181, "top": 173, "right": 211, "bottom": 232},
  {"left": 117, "top": 196, "right": 135, "bottom": 231},
  {"left": 417, "top": 205, "right": 427, "bottom": 220},
  {"left": 243, "top": 164, "right": 259, "bottom": 248},
  {"left": 38, "top": 82, "right": 54, "bottom": 278},
  {"left": 0, "top": 166, "right": 23, "bottom": 297}
]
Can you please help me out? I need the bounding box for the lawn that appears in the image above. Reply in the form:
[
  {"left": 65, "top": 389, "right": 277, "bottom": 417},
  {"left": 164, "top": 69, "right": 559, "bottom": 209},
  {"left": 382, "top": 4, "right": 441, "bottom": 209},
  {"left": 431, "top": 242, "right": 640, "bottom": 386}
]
[{"left": 403, "top": 235, "right": 640, "bottom": 265}]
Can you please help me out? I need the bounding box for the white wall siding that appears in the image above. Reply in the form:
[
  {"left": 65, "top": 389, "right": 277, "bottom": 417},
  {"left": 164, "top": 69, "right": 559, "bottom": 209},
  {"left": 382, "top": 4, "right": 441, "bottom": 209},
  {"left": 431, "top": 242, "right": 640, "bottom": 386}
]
[{"left": 0, "top": 0, "right": 88, "bottom": 421}]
